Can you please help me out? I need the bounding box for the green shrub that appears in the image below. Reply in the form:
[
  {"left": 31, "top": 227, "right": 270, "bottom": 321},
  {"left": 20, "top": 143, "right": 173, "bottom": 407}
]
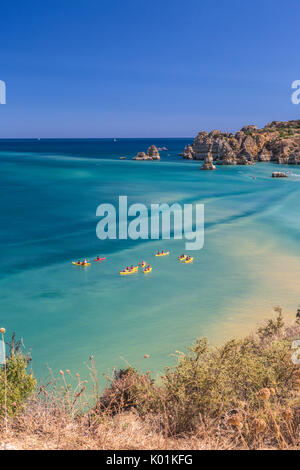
[{"left": 0, "top": 337, "right": 36, "bottom": 416}]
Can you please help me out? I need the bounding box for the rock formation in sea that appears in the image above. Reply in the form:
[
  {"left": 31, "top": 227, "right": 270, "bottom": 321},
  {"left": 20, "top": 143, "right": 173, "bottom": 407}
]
[
  {"left": 182, "top": 144, "right": 194, "bottom": 159},
  {"left": 132, "top": 145, "right": 160, "bottom": 161},
  {"left": 183, "top": 120, "right": 300, "bottom": 166},
  {"left": 272, "top": 172, "right": 288, "bottom": 178},
  {"left": 133, "top": 151, "right": 149, "bottom": 160},
  {"left": 200, "top": 151, "right": 216, "bottom": 170},
  {"left": 147, "top": 145, "right": 160, "bottom": 160}
]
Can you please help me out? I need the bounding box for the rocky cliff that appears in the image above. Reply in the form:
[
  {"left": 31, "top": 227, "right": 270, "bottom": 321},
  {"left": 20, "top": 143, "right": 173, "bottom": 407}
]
[{"left": 183, "top": 120, "right": 300, "bottom": 166}]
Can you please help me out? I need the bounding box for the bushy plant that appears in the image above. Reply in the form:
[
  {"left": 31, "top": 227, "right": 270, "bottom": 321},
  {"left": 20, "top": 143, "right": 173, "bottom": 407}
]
[
  {"left": 95, "top": 367, "right": 156, "bottom": 416},
  {"left": 0, "top": 335, "right": 36, "bottom": 416}
]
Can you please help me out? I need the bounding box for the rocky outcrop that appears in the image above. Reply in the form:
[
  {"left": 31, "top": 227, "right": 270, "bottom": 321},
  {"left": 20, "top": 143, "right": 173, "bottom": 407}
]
[
  {"left": 132, "top": 145, "right": 160, "bottom": 161},
  {"left": 272, "top": 172, "right": 288, "bottom": 178},
  {"left": 200, "top": 151, "right": 216, "bottom": 170},
  {"left": 147, "top": 145, "right": 160, "bottom": 160},
  {"left": 183, "top": 144, "right": 194, "bottom": 159},
  {"left": 133, "top": 151, "right": 149, "bottom": 161},
  {"left": 183, "top": 120, "right": 300, "bottom": 166}
]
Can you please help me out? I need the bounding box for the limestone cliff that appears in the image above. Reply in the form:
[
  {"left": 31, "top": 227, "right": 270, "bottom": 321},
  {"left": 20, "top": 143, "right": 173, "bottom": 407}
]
[{"left": 183, "top": 120, "right": 300, "bottom": 165}]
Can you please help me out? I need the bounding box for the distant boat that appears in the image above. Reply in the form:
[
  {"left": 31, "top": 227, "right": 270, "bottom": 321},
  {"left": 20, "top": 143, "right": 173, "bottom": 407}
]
[{"left": 113, "top": 138, "right": 117, "bottom": 142}]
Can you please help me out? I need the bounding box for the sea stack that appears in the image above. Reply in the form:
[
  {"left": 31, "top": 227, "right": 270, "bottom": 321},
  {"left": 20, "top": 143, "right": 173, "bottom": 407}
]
[
  {"left": 147, "top": 145, "right": 160, "bottom": 160},
  {"left": 133, "top": 145, "right": 160, "bottom": 161},
  {"left": 133, "top": 151, "right": 149, "bottom": 160},
  {"left": 200, "top": 151, "right": 216, "bottom": 170},
  {"left": 183, "top": 144, "right": 194, "bottom": 159}
]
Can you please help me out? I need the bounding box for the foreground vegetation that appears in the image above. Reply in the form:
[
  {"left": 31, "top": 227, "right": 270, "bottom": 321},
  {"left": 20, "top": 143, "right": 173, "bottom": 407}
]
[{"left": 0, "top": 310, "right": 299, "bottom": 450}]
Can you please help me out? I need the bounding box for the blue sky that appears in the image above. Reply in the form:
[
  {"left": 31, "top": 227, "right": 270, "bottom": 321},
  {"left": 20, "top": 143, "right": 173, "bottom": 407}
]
[{"left": 0, "top": 0, "right": 299, "bottom": 137}]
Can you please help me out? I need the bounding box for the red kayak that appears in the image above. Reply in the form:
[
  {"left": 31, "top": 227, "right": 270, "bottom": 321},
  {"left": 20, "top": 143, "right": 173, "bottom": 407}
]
[{"left": 94, "top": 257, "right": 106, "bottom": 262}]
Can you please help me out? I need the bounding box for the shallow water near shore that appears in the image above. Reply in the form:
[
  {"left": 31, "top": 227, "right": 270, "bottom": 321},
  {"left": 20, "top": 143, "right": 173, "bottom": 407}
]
[{"left": 0, "top": 138, "right": 299, "bottom": 383}]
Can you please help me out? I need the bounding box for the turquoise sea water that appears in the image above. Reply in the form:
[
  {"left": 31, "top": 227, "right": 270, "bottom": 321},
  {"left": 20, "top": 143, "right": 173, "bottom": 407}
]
[{"left": 1, "top": 138, "right": 300, "bottom": 383}]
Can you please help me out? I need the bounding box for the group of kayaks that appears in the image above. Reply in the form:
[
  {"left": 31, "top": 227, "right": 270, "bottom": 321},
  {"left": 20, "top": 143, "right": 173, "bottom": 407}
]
[
  {"left": 178, "top": 254, "right": 194, "bottom": 264},
  {"left": 120, "top": 262, "right": 152, "bottom": 276},
  {"left": 72, "top": 250, "right": 194, "bottom": 274}
]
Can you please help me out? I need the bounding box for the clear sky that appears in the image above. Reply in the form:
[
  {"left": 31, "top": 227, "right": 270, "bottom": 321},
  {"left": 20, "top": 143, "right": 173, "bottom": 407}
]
[{"left": 0, "top": 0, "right": 300, "bottom": 137}]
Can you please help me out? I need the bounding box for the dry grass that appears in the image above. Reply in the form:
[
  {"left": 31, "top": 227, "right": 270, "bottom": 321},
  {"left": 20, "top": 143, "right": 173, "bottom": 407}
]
[{"left": 1, "top": 402, "right": 299, "bottom": 450}]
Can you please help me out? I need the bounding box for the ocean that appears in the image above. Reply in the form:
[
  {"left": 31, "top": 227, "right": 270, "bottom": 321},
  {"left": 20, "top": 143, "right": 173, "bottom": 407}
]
[{"left": 0, "top": 138, "right": 299, "bottom": 383}]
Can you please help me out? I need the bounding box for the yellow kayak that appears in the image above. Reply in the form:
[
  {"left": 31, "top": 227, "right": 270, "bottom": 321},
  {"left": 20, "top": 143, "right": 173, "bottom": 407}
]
[
  {"left": 178, "top": 255, "right": 187, "bottom": 261},
  {"left": 155, "top": 252, "right": 170, "bottom": 257},
  {"left": 144, "top": 266, "right": 152, "bottom": 274},
  {"left": 120, "top": 266, "right": 139, "bottom": 275},
  {"left": 72, "top": 262, "right": 91, "bottom": 267},
  {"left": 184, "top": 257, "right": 194, "bottom": 264}
]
